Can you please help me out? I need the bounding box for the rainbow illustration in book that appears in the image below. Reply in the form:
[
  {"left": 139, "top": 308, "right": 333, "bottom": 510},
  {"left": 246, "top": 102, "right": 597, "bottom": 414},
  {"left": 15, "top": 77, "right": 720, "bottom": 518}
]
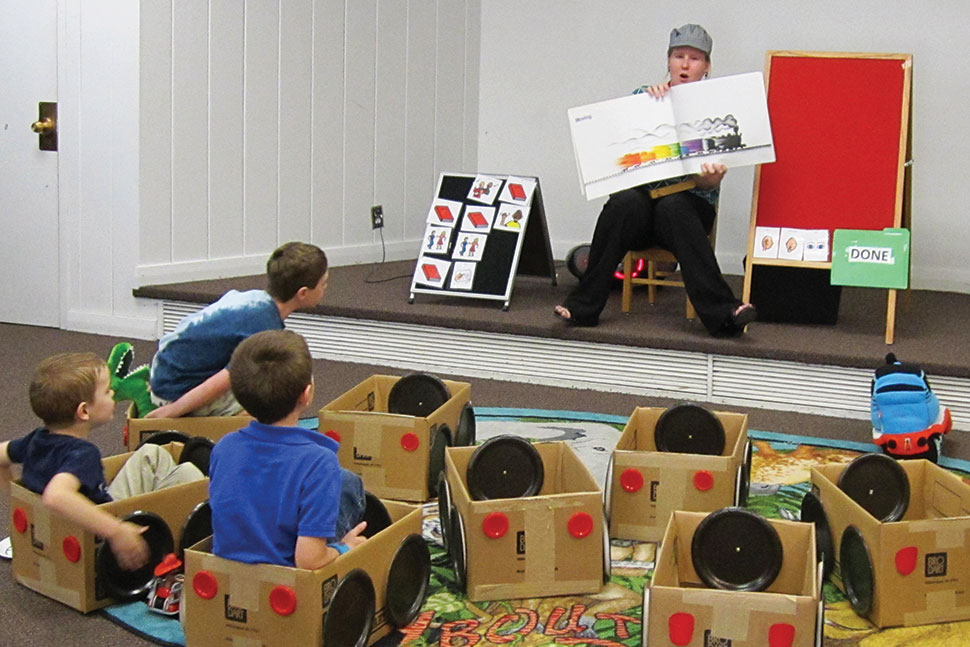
[{"left": 616, "top": 114, "right": 743, "bottom": 170}]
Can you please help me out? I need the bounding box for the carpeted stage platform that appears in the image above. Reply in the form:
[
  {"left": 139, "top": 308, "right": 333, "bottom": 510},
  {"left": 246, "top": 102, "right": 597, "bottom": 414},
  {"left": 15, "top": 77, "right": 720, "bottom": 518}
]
[{"left": 134, "top": 259, "right": 970, "bottom": 378}]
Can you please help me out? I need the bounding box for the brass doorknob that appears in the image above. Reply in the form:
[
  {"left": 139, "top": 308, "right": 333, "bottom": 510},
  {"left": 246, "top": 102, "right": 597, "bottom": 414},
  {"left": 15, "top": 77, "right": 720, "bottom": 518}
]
[{"left": 31, "top": 117, "right": 56, "bottom": 135}]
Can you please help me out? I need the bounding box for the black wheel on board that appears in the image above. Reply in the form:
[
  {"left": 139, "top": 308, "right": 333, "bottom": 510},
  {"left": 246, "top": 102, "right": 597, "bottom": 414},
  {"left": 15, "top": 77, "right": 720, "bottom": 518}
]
[
  {"left": 735, "top": 440, "right": 753, "bottom": 507},
  {"left": 449, "top": 506, "right": 467, "bottom": 594},
  {"left": 360, "top": 491, "right": 392, "bottom": 539},
  {"left": 385, "top": 534, "right": 432, "bottom": 628},
  {"left": 799, "top": 490, "right": 834, "bottom": 580},
  {"left": 602, "top": 513, "right": 612, "bottom": 585},
  {"left": 602, "top": 454, "right": 614, "bottom": 523},
  {"left": 387, "top": 373, "right": 450, "bottom": 418},
  {"left": 408, "top": 295, "right": 415, "bottom": 304},
  {"left": 840, "top": 525, "right": 875, "bottom": 617},
  {"left": 466, "top": 435, "right": 544, "bottom": 501},
  {"left": 427, "top": 424, "right": 452, "bottom": 496},
  {"left": 654, "top": 404, "right": 725, "bottom": 456},
  {"left": 138, "top": 430, "right": 191, "bottom": 448},
  {"left": 96, "top": 511, "right": 174, "bottom": 600},
  {"left": 178, "top": 500, "right": 212, "bottom": 558},
  {"left": 837, "top": 453, "right": 909, "bottom": 522},
  {"left": 322, "top": 569, "right": 376, "bottom": 647},
  {"left": 178, "top": 436, "right": 215, "bottom": 476},
  {"left": 437, "top": 473, "right": 452, "bottom": 554},
  {"left": 454, "top": 403, "right": 477, "bottom": 447},
  {"left": 690, "top": 507, "right": 782, "bottom": 592}
]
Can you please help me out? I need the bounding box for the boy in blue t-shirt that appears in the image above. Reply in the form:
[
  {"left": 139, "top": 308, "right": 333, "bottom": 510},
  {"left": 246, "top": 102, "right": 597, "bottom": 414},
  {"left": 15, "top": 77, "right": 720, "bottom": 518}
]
[
  {"left": 0, "top": 353, "right": 204, "bottom": 571},
  {"left": 146, "top": 242, "right": 329, "bottom": 419},
  {"left": 209, "top": 330, "right": 367, "bottom": 569}
]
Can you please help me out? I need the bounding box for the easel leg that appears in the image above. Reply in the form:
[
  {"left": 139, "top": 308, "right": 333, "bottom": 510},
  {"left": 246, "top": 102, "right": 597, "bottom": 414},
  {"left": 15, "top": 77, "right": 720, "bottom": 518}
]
[{"left": 885, "top": 288, "right": 897, "bottom": 344}]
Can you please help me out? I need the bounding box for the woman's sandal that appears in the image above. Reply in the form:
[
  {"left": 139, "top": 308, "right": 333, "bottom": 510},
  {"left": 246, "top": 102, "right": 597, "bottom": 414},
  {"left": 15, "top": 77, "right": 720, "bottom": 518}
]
[
  {"left": 553, "top": 305, "right": 598, "bottom": 327},
  {"left": 731, "top": 303, "right": 758, "bottom": 328}
]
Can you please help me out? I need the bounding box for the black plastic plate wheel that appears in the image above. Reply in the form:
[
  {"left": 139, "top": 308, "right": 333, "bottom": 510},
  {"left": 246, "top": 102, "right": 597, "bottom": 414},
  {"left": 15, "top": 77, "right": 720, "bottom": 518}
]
[
  {"left": 655, "top": 404, "right": 726, "bottom": 456},
  {"left": 322, "top": 569, "right": 376, "bottom": 647},
  {"left": 96, "top": 510, "right": 174, "bottom": 599},
  {"left": 384, "top": 534, "right": 431, "bottom": 628},
  {"left": 840, "top": 525, "right": 875, "bottom": 616},
  {"left": 691, "top": 507, "right": 783, "bottom": 592},
  {"left": 466, "top": 435, "right": 544, "bottom": 501},
  {"left": 837, "top": 453, "right": 910, "bottom": 522},
  {"left": 387, "top": 373, "right": 450, "bottom": 418}
]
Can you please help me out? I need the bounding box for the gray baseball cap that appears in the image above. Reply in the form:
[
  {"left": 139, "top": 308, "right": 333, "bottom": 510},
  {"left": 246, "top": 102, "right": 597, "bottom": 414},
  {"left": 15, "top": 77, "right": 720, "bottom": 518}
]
[{"left": 669, "top": 24, "right": 712, "bottom": 56}]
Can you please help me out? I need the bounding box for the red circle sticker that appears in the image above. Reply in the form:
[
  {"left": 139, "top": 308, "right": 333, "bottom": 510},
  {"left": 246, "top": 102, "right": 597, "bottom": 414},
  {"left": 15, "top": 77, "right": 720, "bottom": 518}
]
[
  {"left": 270, "top": 585, "right": 298, "bottom": 616},
  {"left": 401, "top": 432, "right": 420, "bottom": 452},
  {"left": 693, "top": 470, "right": 714, "bottom": 491},
  {"left": 567, "top": 512, "right": 594, "bottom": 538},
  {"left": 192, "top": 571, "right": 219, "bottom": 599},
  {"left": 482, "top": 512, "right": 509, "bottom": 538},
  {"left": 12, "top": 508, "right": 28, "bottom": 534},
  {"left": 620, "top": 468, "right": 644, "bottom": 493},
  {"left": 324, "top": 429, "right": 341, "bottom": 443},
  {"left": 62, "top": 536, "right": 82, "bottom": 563}
]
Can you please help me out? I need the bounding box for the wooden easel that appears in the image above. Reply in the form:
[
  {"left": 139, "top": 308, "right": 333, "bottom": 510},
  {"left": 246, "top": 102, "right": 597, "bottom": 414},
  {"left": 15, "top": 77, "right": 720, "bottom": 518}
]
[{"left": 742, "top": 51, "right": 913, "bottom": 343}]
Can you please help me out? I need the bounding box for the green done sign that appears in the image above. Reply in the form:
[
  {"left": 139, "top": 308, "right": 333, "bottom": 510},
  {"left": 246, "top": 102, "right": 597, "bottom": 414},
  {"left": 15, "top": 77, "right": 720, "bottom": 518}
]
[{"left": 830, "top": 228, "right": 910, "bottom": 289}]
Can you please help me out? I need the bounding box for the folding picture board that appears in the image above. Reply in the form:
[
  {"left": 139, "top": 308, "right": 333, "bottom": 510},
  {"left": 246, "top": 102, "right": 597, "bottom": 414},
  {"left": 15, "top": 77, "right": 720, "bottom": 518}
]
[
  {"left": 409, "top": 173, "right": 556, "bottom": 310},
  {"left": 742, "top": 51, "right": 912, "bottom": 343}
]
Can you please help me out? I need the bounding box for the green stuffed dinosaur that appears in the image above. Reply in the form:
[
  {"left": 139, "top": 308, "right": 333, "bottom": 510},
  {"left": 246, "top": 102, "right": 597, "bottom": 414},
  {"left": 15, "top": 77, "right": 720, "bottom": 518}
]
[{"left": 107, "top": 342, "right": 157, "bottom": 418}]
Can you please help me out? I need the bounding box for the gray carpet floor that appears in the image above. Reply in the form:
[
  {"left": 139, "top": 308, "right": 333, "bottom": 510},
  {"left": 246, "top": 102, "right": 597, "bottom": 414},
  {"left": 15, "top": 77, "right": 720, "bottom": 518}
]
[{"left": 0, "top": 308, "right": 967, "bottom": 644}]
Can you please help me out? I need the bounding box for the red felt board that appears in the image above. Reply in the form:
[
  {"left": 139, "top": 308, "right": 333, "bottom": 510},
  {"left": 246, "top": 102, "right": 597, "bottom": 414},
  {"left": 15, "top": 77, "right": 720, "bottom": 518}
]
[{"left": 754, "top": 54, "right": 910, "bottom": 231}]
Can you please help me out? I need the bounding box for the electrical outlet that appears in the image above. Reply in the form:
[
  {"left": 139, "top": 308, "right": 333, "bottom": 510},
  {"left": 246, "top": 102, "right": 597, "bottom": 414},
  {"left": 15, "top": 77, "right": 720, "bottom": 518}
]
[{"left": 370, "top": 205, "right": 384, "bottom": 229}]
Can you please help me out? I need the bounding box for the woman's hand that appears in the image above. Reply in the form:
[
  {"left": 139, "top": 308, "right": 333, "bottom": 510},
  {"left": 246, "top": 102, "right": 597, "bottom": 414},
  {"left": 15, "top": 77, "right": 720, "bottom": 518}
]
[
  {"left": 644, "top": 82, "right": 671, "bottom": 99},
  {"left": 694, "top": 162, "right": 727, "bottom": 189}
]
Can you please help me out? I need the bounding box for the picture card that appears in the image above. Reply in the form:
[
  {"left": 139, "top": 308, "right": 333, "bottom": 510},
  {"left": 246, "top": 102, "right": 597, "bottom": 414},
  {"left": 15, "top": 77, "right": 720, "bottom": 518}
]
[
  {"left": 494, "top": 203, "right": 530, "bottom": 232},
  {"left": 460, "top": 205, "right": 496, "bottom": 233},
  {"left": 498, "top": 176, "right": 537, "bottom": 206},
  {"left": 451, "top": 233, "right": 487, "bottom": 262},
  {"left": 427, "top": 199, "right": 464, "bottom": 228},
  {"left": 467, "top": 174, "right": 503, "bottom": 204},
  {"left": 422, "top": 224, "right": 452, "bottom": 256},
  {"left": 802, "top": 229, "right": 831, "bottom": 262},
  {"left": 414, "top": 256, "right": 451, "bottom": 288},
  {"left": 778, "top": 227, "right": 805, "bottom": 261},
  {"left": 753, "top": 226, "right": 780, "bottom": 259},
  {"left": 449, "top": 261, "right": 477, "bottom": 290}
]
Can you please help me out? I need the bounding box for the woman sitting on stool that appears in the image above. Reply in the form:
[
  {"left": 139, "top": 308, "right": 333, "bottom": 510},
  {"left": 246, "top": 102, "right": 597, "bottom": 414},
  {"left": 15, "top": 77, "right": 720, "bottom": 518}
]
[{"left": 555, "top": 23, "right": 756, "bottom": 336}]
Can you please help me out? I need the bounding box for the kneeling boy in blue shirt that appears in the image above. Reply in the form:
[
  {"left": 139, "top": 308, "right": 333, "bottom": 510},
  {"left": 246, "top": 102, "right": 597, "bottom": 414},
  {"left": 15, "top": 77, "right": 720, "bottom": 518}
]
[{"left": 209, "top": 330, "right": 367, "bottom": 569}]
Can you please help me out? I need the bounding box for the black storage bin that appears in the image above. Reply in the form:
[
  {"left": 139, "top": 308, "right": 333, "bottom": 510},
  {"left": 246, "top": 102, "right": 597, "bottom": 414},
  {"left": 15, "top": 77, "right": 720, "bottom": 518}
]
[{"left": 749, "top": 265, "right": 842, "bottom": 324}]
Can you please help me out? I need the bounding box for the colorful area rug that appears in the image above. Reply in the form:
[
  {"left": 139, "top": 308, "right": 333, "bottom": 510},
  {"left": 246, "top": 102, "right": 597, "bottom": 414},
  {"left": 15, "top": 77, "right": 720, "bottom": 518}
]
[{"left": 102, "top": 408, "right": 970, "bottom": 646}]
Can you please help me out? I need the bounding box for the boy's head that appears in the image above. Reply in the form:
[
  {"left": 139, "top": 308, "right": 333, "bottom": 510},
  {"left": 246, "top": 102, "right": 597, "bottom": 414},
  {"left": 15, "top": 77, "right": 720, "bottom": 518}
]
[
  {"left": 29, "top": 353, "right": 113, "bottom": 428},
  {"left": 229, "top": 330, "right": 313, "bottom": 424},
  {"left": 266, "top": 242, "right": 328, "bottom": 304}
]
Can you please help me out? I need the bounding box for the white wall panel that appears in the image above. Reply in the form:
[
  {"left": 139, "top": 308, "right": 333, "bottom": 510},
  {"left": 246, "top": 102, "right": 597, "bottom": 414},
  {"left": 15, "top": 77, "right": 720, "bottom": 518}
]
[
  {"left": 278, "top": 0, "right": 314, "bottom": 244},
  {"left": 242, "top": 0, "right": 281, "bottom": 254},
  {"left": 374, "top": 0, "right": 408, "bottom": 241},
  {"left": 138, "top": 0, "right": 481, "bottom": 286},
  {"left": 403, "top": 1, "right": 437, "bottom": 240},
  {"left": 310, "top": 0, "right": 346, "bottom": 249},
  {"left": 208, "top": 0, "right": 245, "bottom": 259},
  {"left": 139, "top": 1, "right": 173, "bottom": 265},
  {"left": 172, "top": 1, "right": 209, "bottom": 261},
  {"left": 343, "top": 1, "right": 377, "bottom": 246},
  {"left": 433, "top": 2, "right": 467, "bottom": 175}
]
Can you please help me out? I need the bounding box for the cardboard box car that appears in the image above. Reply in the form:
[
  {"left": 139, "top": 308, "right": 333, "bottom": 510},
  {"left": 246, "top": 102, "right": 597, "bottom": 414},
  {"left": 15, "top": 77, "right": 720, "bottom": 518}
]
[
  {"left": 646, "top": 510, "right": 822, "bottom": 647},
  {"left": 607, "top": 406, "right": 749, "bottom": 542},
  {"left": 123, "top": 403, "right": 251, "bottom": 450},
  {"left": 182, "top": 500, "right": 425, "bottom": 647},
  {"left": 443, "top": 441, "right": 607, "bottom": 601},
  {"left": 811, "top": 459, "right": 970, "bottom": 628},
  {"left": 9, "top": 443, "right": 209, "bottom": 613},
  {"left": 319, "top": 374, "right": 472, "bottom": 502}
]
